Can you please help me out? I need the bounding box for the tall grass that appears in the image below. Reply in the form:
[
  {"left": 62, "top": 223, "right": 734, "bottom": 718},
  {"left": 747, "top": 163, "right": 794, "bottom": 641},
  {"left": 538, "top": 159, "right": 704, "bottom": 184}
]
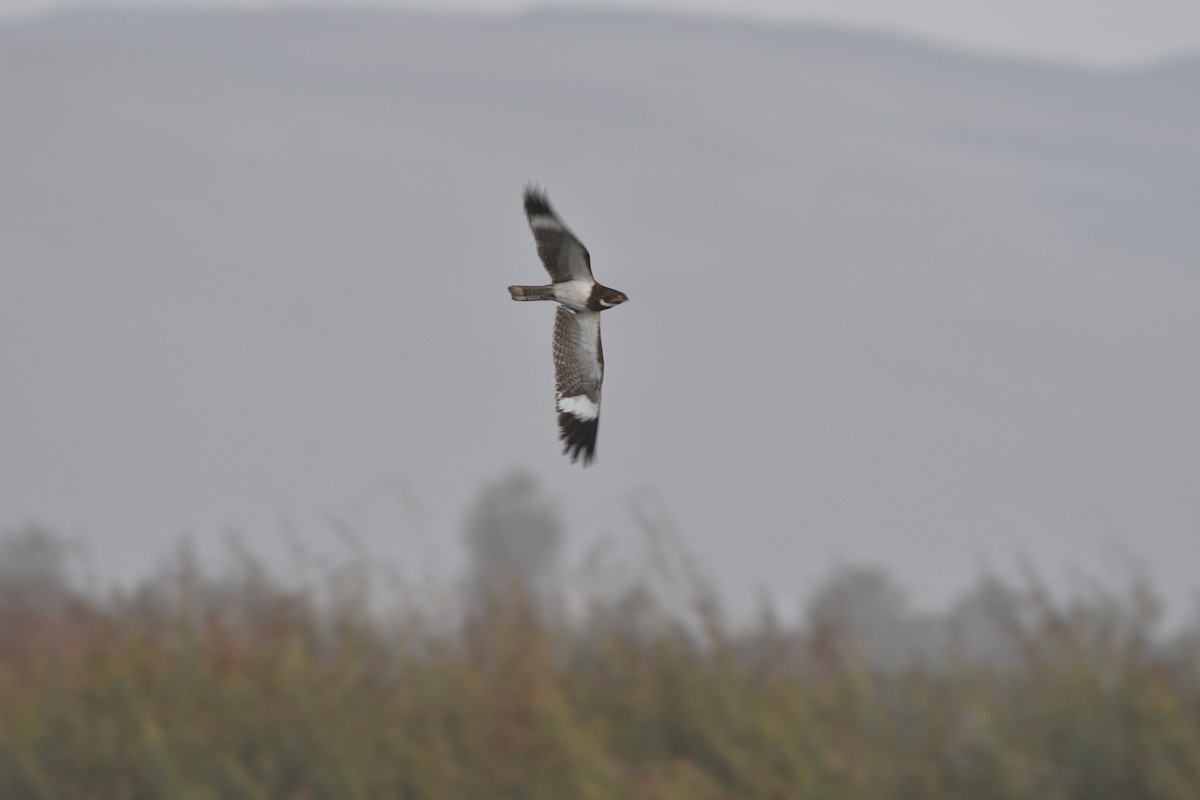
[{"left": 1, "top": 544, "right": 1198, "bottom": 799}]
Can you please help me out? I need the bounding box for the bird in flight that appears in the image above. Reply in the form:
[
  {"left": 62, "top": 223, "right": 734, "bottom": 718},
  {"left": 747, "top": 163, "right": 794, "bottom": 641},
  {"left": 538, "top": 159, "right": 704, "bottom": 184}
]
[{"left": 509, "top": 186, "right": 628, "bottom": 465}]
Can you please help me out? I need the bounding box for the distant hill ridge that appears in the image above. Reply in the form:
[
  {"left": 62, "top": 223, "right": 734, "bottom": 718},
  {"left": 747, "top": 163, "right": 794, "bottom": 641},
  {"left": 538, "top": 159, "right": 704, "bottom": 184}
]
[{"left": 8, "top": 5, "right": 1199, "bottom": 73}]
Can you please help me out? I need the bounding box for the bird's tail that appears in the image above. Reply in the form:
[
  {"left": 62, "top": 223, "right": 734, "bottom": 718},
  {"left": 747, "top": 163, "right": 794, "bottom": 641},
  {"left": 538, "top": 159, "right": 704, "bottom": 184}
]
[{"left": 508, "top": 285, "right": 556, "bottom": 301}]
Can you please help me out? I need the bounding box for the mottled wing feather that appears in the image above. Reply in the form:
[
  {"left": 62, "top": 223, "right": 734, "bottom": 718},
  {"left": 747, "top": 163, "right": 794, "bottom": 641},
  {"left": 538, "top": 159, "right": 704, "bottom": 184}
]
[
  {"left": 524, "top": 187, "right": 593, "bottom": 283},
  {"left": 552, "top": 306, "right": 604, "bottom": 464}
]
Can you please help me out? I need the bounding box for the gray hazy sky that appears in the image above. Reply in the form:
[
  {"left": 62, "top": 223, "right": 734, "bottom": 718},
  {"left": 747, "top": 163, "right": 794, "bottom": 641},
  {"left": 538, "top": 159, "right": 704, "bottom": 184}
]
[
  {"left": 3, "top": 10, "right": 1197, "bottom": 619},
  {"left": 3, "top": 0, "right": 1200, "bottom": 66}
]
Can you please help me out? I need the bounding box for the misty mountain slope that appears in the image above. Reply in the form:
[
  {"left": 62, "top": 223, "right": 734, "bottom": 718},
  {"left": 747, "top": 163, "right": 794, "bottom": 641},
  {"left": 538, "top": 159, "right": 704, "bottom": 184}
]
[{"left": 1, "top": 9, "right": 1197, "bottom": 612}]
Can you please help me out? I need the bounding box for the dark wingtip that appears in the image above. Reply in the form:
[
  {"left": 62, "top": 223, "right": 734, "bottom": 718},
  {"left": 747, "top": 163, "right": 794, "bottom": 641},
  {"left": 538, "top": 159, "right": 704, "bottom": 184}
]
[
  {"left": 557, "top": 411, "right": 598, "bottom": 466},
  {"left": 523, "top": 184, "right": 553, "bottom": 219}
]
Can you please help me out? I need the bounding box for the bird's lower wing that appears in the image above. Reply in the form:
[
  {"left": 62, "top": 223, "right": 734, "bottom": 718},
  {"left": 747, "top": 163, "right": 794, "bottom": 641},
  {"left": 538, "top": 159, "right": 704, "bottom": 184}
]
[{"left": 552, "top": 306, "right": 604, "bottom": 464}]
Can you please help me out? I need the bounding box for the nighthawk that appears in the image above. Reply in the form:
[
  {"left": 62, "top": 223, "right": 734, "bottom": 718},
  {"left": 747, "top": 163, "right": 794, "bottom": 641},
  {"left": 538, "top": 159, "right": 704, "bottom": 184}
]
[{"left": 509, "top": 187, "right": 628, "bottom": 464}]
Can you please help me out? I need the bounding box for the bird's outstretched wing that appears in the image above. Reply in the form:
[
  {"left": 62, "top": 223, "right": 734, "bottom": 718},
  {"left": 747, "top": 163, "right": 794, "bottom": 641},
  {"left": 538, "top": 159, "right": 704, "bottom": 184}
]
[
  {"left": 552, "top": 306, "right": 603, "bottom": 464},
  {"left": 524, "top": 186, "right": 593, "bottom": 283}
]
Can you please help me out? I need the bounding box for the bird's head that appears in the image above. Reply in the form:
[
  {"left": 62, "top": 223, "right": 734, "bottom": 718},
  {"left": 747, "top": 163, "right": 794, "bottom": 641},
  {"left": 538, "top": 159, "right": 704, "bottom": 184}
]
[{"left": 593, "top": 286, "right": 629, "bottom": 310}]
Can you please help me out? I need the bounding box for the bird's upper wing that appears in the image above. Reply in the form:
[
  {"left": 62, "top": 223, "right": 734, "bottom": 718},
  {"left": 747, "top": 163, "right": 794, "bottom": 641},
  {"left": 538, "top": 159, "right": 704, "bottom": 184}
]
[
  {"left": 552, "top": 306, "right": 604, "bottom": 464},
  {"left": 525, "top": 187, "right": 594, "bottom": 283}
]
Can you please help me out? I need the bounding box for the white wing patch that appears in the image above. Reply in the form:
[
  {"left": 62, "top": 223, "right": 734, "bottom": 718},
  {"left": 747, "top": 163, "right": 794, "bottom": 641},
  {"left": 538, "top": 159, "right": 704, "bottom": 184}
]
[
  {"left": 557, "top": 393, "right": 599, "bottom": 421},
  {"left": 529, "top": 214, "right": 564, "bottom": 232}
]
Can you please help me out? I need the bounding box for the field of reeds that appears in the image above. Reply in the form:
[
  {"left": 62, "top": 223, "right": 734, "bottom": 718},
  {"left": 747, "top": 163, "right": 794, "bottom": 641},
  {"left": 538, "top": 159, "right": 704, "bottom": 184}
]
[{"left": 2, "top": 524, "right": 1199, "bottom": 799}]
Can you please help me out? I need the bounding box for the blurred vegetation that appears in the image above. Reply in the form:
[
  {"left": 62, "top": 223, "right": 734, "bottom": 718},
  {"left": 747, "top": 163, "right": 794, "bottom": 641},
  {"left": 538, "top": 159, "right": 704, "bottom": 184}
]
[{"left": 2, "top": 500, "right": 1199, "bottom": 798}]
